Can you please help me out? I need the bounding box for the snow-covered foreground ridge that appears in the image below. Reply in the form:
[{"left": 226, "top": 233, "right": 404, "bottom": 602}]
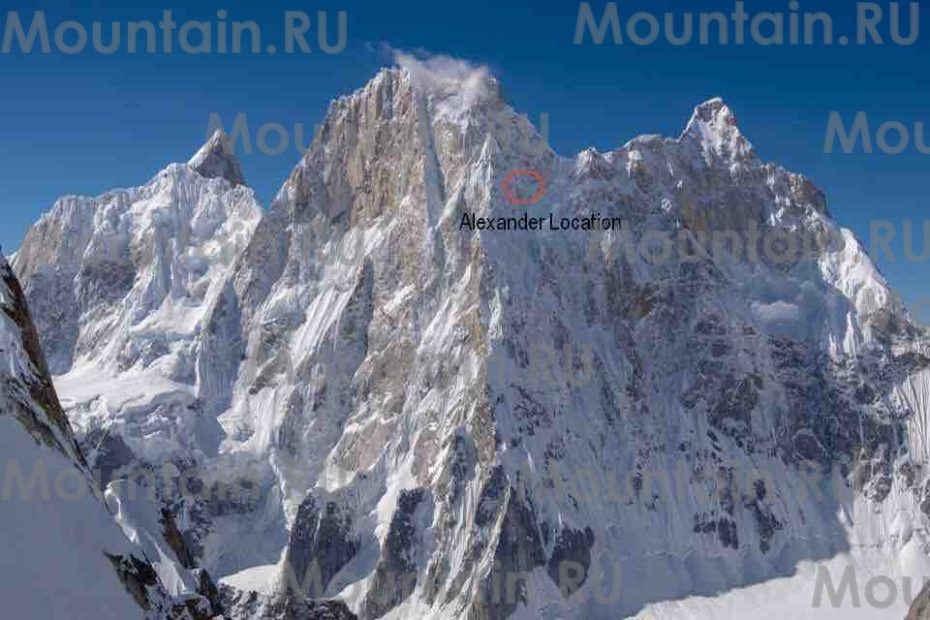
[
  {"left": 10, "top": 58, "right": 930, "bottom": 619},
  {"left": 0, "top": 255, "right": 229, "bottom": 618}
]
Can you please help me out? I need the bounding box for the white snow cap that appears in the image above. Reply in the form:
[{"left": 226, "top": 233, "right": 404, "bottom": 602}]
[{"left": 681, "top": 96, "right": 754, "bottom": 162}]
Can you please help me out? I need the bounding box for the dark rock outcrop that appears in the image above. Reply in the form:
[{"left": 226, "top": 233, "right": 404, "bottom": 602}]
[
  {"left": 282, "top": 494, "right": 360, "bottom": 598},
  {"left": 546, "top": 527, "right": 595, "bottom": 598},
  {"left": 362, "top": 489, "right": 429, "bottom": 619}
]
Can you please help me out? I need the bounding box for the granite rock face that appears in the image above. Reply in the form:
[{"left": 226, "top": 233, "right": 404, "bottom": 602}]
[
  {"left": 190, "top": 129, "right": 247, "bottom": 187},
  {"left": 12, "top": 60, "right": 930, "bottom": 619}
]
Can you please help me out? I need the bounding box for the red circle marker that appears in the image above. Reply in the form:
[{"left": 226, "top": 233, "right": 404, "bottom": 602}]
[{"left": 501, "top": 169, "right": 547, "bottom": 205}]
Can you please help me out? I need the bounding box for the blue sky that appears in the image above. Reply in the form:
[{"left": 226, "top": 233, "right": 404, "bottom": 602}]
[{"left": 0, "top": 0, "right": 927, "bottom": 318}]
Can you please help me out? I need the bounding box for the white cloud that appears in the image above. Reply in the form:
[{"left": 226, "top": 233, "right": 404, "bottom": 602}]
[{"left": 390, "top": 48, "right": 495, "bottom": 108}]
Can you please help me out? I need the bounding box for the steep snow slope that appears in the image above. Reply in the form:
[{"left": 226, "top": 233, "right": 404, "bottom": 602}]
[
  {"left": 226, "top": 63, "right": 930, "bottom": 620},
  {"left": 15, "top": 130, "right": 258, "bottom": 379},
  {"left": 0, "top": 256, "right": 222, "bottom": 619},
  {"left": 13, "top": 60, "right": 930, "bottom": 620},
  {"left": 0, "top": 255, "right": 146, "bottom": 618},
  {"left": 11, "top": 131, "right": 274, "bottom": 577}
]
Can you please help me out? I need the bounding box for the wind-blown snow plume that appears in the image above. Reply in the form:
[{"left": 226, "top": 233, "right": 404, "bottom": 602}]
[{"left": 392, "top": 48, "right": 495, "bottom": 108}]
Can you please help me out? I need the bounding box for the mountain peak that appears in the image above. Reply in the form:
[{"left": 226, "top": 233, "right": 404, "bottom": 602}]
[
  {"left": 690, "top": 96, "right": 731, "bottom": 122},
  {"left": 393, "top": 51, "right": 499, "bottom": 113},
  {"left": 188, "top": 128, "right": 245, "bottom": 186},
  {"left": 680, "top": 96, "right": 754, "bottom": 162}
]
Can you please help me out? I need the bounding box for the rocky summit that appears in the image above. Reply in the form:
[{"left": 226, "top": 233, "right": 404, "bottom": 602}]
[{"left": 9, "top": 60, "right": 930, "bottom": 619}]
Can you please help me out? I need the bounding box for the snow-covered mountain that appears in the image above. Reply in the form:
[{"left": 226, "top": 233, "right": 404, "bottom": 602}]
[
  {"left": 0, "top": 255, "right": 225, "bottom": 618},
  {"left": 12, "top": 58, "right": 930, "bottom": 619}
]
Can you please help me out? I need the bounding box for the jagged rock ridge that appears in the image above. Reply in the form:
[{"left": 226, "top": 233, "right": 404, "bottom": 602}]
[{"left": 11, "top": 61, "right": 930, "bottom": 619}]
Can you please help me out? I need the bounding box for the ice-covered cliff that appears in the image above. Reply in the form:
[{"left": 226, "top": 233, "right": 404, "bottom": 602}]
[
  {"left": 13, "top": 60, "right": 930, "bottom": 619},
  {"left": 0, "top": 254, "right": 226, "bottom": 618}
]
